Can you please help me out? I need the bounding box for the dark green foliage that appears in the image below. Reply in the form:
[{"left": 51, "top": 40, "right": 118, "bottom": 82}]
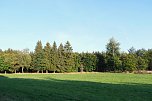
[
  {"left": 106, "top": 37, "right": 120, "bottom": 56},
  {"left": 121, "top": 54, "right": 137, "bottom": 72},
  {"left": 94, "top": 52, "right": 107, "bottom": 72},
  {"left": 43, "top": 42, "right": 52, "bottom": 73},
  {"left": 106, "top": 38, "right": 121, "bottom": 71},
  {"left": 137, "top": 57, "right": 148, "bottom": 70},
  {"left": 0, "top": 38, "right": 152, "bottom": 73},
  {"left": 80, "top": 53, "right": 97, "bottom": 72},
  {"left": 51, "top": 41, "right": 58, "bottom": 73},
  {"left": 64, "top": 41, "right": 73, "bottom": 53},
  {"left": 33, "top": 41, "right": 45, "bottom": 73},
  {"left": 73, "top": 53, "right": 81, "bottom": 72},
  {"left": 136, "top": 49, "right": 148, "bottom": 70},
  {"left": 63, "top": 41, "right": 75, "bottom": 72},
  {"left": 113, "top": 56, "right": 122, "bottom": 71},
  {"left": 57, "top": 43, "right": 65, "bottom": 72},
  {"left": 18, "top": 49, "right": 31, "bottom": 73},
  {"left": 128, "top": 47, "right": 136, "bottom": 54},
  {"left": 147, "top": 49, "right": 152, "bottom": 70},
  {"left": 0, "top": 57, "right": 9, "bottom": 72}
]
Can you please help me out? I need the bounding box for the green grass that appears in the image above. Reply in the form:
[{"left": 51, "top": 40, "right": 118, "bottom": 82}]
[{"left": 0, "top": 73, "right": 152, "bottom": 101}]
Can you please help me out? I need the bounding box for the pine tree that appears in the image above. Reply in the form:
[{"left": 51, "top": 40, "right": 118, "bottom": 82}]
[
  {"left": 106, "top": 38, "right": 121, "bottom": 71},
  {"left": 43, "top": 42, "right": 51, "bottom": 73},
  {"left": 64, "top": 41, "right": 75, "bottom": 72},
  {"left": 128, "top": 47, "right": 136, "bottom": 54},
  {"left": 52, "top": 41, "right": 58, "bottom": 73},
  {"left": 106, "top": 38, "right": 120, "bottom": 56},
  {"left": 33, "top": 40, "right": 45, "bottom": 73},
  {"left": 64, "top": 41, "right": 73, "bottom": 53},
  {"left": 57, "top": 43, "right": 65, "bottom": 72}
]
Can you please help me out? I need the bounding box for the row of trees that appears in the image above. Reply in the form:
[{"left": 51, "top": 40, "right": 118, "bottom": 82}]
[
  {"left": 0, "top": 38, "right": 152, "bottom": 73},
  {"left": 95, "top": 38, "right": 152, "bottom": 72}
]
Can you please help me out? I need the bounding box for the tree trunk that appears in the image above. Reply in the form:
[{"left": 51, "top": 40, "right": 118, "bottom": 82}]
[
  {"left": 42, "top": 70, "right": 43, "bottom": 73},
  {"left": 46, "top": 70, "right": 48, "bottom": 73},
  {"left": 80, "top": 64, "right": 84, "bottom": 72},
  {"left": 15, "top": 70, "right": 16, "bottom": 74},
  {"left": 22, "top": 67, "right": 24, "bottom": 73},
  {"left": 37, "top": 70, "right": 39, "bottom": 73},
  {"left": 80, "top": 67, "right": 84, "bottom": 72},
  {"left": 5, "top": 71, "right": 6, "bottom": 74}
]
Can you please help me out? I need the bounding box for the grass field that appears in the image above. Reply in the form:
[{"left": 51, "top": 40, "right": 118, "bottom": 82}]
[{"left": 0, "top": 73, "right": 152, "bottom": 101}]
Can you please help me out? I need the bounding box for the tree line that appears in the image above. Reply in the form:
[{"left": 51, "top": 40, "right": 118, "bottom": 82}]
[{"left": 0, "top": 38, "right": 152, "bottom": 73}]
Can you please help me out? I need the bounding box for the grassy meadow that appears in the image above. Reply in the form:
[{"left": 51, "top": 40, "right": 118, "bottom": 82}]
[{"left": 0, "top": 73, "right": 152, "bottom": 101}]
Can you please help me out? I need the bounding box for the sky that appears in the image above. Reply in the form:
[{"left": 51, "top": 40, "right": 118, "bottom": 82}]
[{"left": 0, "top": 0, "right": 152, "bottom": 52}]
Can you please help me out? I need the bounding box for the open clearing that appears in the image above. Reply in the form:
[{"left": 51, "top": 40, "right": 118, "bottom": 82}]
[{"left": 0, "top": 73, "right": 152, "bottom": 101}]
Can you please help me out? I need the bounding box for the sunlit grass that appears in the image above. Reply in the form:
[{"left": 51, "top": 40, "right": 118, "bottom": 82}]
[{"left": 0, "top": 73, "right": 152, "bottom": 101}]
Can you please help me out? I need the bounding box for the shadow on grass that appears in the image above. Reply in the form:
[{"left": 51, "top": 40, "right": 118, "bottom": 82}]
[{"left": 0, "top": 75, "right": 152, "bottom": 101}]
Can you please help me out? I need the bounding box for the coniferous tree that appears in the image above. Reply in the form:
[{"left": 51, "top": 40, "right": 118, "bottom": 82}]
[
  {"left": 33, "top": 40, "right": 45, "bottom": 73},
  {"left": 128, "top": 47, "right": 136, "bottom": 54},
  {"left": 94, "top": 52, "right": 107, "bottom": 72},
  {"left": 1, "top": 38, "right": 152, "bottom": 73},
  {"left": 57, "top": 43, "right": 65, "bottom": 72},
  {"left": 73, "top": 52, "right": 81, "bottom": 72},
  {"left": 106, "top": 38, "right": 121, "bottom": 71},
  {"left": 64, "top": 41, "right": 75, "bottom": 72},
  {"left": 52, "top": 41, "right": 58, "bottom": 73},
  {"left": 136, "top": 49, "right": 148, "bottom": 70},
  {"left": 43, "top": 42, "right": 52, "bottom": 73},
  {"left": 81, "top": 53, "right": 97, "bottom": 72}
]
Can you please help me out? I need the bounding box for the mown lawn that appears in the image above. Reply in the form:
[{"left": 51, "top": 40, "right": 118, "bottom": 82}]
[{"left": 0, "top": 73, "right": 152, "bottom": 101}]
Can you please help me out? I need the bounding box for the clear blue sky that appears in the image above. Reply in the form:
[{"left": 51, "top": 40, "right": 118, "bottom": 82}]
[{"left": 0, "top": 0, "right": 152, "bottom": 52}]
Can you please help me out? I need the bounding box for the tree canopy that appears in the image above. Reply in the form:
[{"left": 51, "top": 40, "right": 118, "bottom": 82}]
[{"left": 0, "top": 38, "right": 151, "bottom": 73}]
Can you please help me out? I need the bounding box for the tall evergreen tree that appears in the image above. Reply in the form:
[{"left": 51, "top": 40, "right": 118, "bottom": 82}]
[
  {"left": 43, "top": 42, "right": 52, "bottom": 73},
  {"left": 64, "top": 41, "right": 75, "bottom": 72},
  {"left": 106, "top": 37, "right": 120, "bottom": 56},
  {"left": 57, "top": 43, "right": 65, "bottom": 72},
  {"left": 106, "top": 38, "right": 121, "bottom": 71},
  {"left": 52, "top": 41, "right": 58, "bottom": 73},
  {"left": 33, "top": 40, "right": 45, "bottom": 73}
]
